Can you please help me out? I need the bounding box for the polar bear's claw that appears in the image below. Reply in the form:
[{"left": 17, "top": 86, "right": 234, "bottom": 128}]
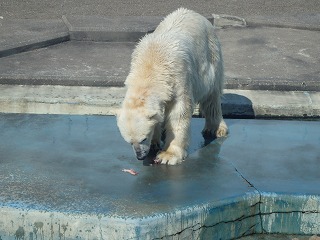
[
  {"left": 155, "top": 151, "right": 183, "bottom": 165},
  {"left": 202, "top": 120, "right": 228, "bottom": 139}
]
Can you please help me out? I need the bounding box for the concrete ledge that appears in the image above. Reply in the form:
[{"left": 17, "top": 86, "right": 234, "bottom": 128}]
[
  {"left": 0, "top": 85, "right": 124, "bottom": 115},
  {"left": 212, "top": 14, "right": 247, "bottom": 28},
  {"left": 62, "top": 15, "right": 163, "bottom": 42},
  {"left": 0, "top": 194, "right": 260, "bottom": 239},
  {"left": 0, "top": 85, "right": 319, "bottom": 119},
  {"left": 1, "top": 192, "right": 319, "bottom": 239},
  {"left": 222, "top": 89, "right": 320, "bottom": 119},
  {"left": 224, "top": 79, "right": 320, "bottom": 92},
  {"left": 212, "top": 13, "right": 320, "bottom": 31},
  {"left": 245, "top": 13, "right": 320, "bottom": 31}
]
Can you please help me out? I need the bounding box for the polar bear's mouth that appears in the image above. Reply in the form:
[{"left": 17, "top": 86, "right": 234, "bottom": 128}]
[{"left": 132, "top": 143, "right": 150, "bottom": 160}]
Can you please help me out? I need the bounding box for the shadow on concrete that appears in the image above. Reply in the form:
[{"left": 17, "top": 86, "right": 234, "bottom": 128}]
[
  {"left": 143, "top": 146, "right": 160, "bottom": 166},
  {"left": 142, "top": 122, "right": 223, "bottom": 166},
  {"left": 222, "top": 93, "right": 255, "bottom": 119}
]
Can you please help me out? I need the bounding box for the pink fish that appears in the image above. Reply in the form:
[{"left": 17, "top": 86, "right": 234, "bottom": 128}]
[{"left": 122, "top": 169, "right": 139, "bottom": 176}]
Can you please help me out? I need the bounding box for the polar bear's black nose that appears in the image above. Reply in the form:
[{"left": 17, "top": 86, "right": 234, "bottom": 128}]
[
  {"left": 132, "top": 144, "right": 147, "bottom": 160},
  {"left": 135, "top": 150, "right": 147, "bottom": 160},
  {"left": 136, "top": 153, "right": 146, "bottom": 160}
]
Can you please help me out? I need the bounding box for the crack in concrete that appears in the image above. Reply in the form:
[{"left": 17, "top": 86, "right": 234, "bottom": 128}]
[
  {"left": 152, "top": 213, "right": 261, "bottom": 240},
  {"left": 235, "top": 223, "right": 259, "bottom": 239},
  {"left": 258, "top": 194, "right": 267, "bottom": 233},
  {"left": 152, "top": 166, "right": 265, "bottom": 239},
  {"left": 232, "top": 165, "right": 266, "bottom": 233},
  {"left": 261, "top": 210, "right": 320, "bottom": 215}
]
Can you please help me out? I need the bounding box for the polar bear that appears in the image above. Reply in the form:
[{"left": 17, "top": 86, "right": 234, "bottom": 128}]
[{"left": 117, "top": 8, "right": 228, "bottom": 165}]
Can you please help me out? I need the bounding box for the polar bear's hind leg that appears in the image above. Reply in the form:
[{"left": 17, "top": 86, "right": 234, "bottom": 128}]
[{"left": 200, "top": 89, "right": 228, "bottom": 138}]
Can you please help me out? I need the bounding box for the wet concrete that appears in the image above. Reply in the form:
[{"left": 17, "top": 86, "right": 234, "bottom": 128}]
[
  {"left": 0, "top": 114, "right": 319, "bottom": 239},
  {"left": 0, "top": 114, "right": 254, "bottom": 216},
  {"left": 219, "top": 119, "right": 320, "bottom": 236},
  {"left": 219, "top": 119, "right": 320, "bottom": 194}
]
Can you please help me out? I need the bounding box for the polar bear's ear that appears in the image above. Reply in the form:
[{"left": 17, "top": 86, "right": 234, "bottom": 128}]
[{"left": 148, "top": 112, "right": 157, "bottom": 119}]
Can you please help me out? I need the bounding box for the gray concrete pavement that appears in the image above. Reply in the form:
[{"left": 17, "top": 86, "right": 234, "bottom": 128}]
[
  {"left": 1, "top": 24, "right": 319, "bottom": 91},
  {"left": 219, "top": 27, "right": 320, "bottom": 91},
  {"left": 0, "top": 41, "right": 133, "bottom": 86},
  {"left": 245, "top": 13, "right": 320, "bottom": 31},
  {"left": 2, "top": 0, "right": 320, "bottom": 21},
  {"left": 0, "top": 114, "right": 319, "bottom": 239},
  {"left": 0, "top": 19, "right": 69, "bottom": 58}
]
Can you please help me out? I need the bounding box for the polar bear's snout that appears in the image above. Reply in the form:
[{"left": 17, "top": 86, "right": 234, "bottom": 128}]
[{"left": 132, "top": 142, "right": 150, "bottom": 160}]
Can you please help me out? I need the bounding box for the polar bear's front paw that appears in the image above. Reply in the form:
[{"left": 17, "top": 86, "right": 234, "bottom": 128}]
[
  {"left": 216, "top": 120, "right": 228, "bottom": 138},
  {"left": 202, "top": 120, "right": 228, "bottom": 138},
  {"left": 155, "top": 149, "right": 186, "bottom": 165}
]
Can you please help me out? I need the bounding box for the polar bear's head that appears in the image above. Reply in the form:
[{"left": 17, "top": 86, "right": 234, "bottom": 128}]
[{"left": 117, "top": 96, "right": 162, "bottom": 160}]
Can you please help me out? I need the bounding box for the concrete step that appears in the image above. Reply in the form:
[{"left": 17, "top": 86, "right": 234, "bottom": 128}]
[
  {"left": 0, "top": 41, "right": 133, "bottom": 87},
  {"left": 0, "top": 85, "right": 319, "bottom": 119},
  {"left": 1, "top": 28, "right": 319, "bottom": 91},
  {"left": 1, "top": 15, "right": 320, "bottom": 91}
]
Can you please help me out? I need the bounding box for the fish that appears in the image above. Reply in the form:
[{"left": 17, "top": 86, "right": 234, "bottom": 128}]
[{"left": 122, "top": 169, "right": 139, "bottom": 176}]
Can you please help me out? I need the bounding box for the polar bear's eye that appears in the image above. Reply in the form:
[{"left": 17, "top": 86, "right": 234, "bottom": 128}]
[{"left": 140, "top": 138, "right": 147, "bottom": 144}]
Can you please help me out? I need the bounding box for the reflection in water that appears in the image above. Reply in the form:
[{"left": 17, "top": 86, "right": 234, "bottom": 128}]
[
  {"left": 142, "top": 125, "right": 223, "bottom": 166},
  {"left": 132, "top": 136, "right": 228, "bottom": 212}
]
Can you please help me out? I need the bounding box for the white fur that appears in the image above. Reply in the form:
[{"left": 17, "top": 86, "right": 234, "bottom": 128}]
[{"left": 117, "top": 8, "right": 228, "bottom": 165}]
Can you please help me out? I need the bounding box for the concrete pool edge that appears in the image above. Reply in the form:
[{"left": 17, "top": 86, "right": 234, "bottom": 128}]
[
  {"left": 1, "top": 192, "right": 319, "bottom": 239},
  {"left": 0, "top": 116, "right": 319, "bottom": 239},
  {"left": 0, "top": 85, "right": 319, "bottom": 119},
  {"left": 0, "top": 192, "right": 260, "bottom": 239},
  {"left": 260, "top": 192, "right": 320, "bottom": 236}
]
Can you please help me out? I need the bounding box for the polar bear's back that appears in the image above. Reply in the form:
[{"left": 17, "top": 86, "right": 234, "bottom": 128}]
[
  {"left": 155, "top": 8, "right": 224, "bottom": 101},
  {"left": 155, "top": 8, "right": 210, "bottom": 35},
  {"left": 127, "top": 8, "right": 224, "bottom": 104}
]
